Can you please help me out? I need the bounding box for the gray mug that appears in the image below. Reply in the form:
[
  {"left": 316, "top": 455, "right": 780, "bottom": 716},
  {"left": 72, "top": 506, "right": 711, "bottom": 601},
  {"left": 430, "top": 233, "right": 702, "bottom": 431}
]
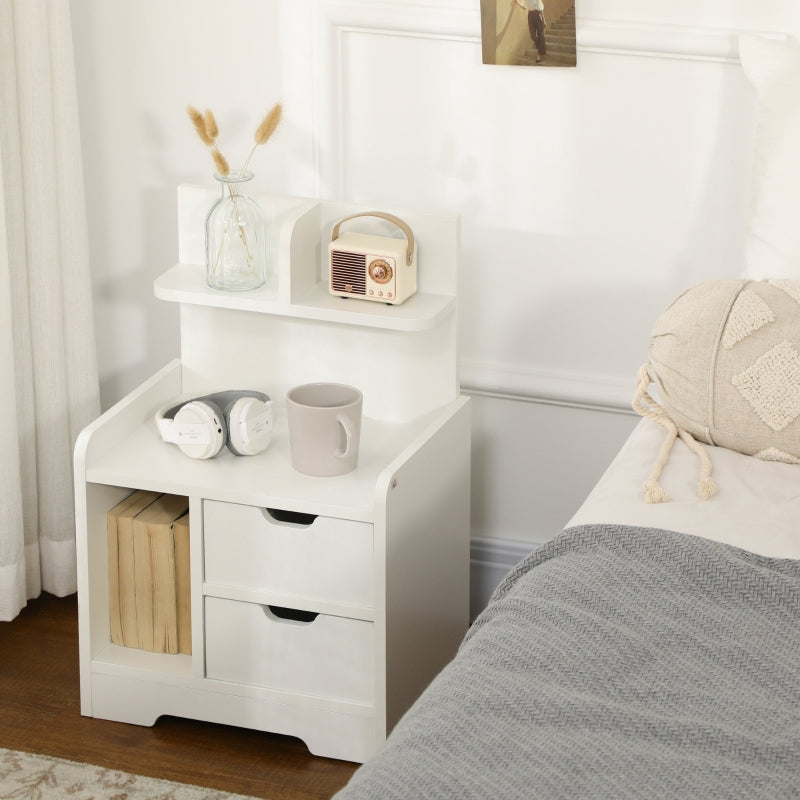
[{"left": 286, "top": 383, "right": 363, "bottom": 476}]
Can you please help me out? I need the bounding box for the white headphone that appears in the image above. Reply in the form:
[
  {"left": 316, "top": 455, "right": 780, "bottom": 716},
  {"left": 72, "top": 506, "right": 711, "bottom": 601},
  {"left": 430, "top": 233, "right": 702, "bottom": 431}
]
[{"left": 155, "top": 390, "right": 273, "bottom": 459}]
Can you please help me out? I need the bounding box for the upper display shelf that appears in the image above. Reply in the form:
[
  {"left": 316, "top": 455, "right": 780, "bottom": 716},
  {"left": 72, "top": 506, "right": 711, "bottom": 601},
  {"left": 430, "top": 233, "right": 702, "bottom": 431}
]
[{"left": 153, "top": 187, "right": 459, "bottom": 332}]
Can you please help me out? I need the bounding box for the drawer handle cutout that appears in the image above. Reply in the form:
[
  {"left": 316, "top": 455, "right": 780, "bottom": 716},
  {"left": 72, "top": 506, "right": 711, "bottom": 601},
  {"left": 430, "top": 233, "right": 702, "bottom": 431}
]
[
  {"left": 264, "top": 605, "right": 319, "bottom": 624},
  {"left": 263, "top": 508, "right": 318, "bottom": 527}
]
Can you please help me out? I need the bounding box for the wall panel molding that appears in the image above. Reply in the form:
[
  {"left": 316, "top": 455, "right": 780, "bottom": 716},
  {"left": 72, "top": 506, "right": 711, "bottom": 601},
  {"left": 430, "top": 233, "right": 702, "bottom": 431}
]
[
  {"left": 316, "top": 1, "right": 779, "bottom": 64},
  {"left": 460, "top": 358, "right": 636, "bottom": 413},
  {"left": 310, "top": 1, "right": 768, "bottom": 411},
  {"left": 576, "top": 20, "right": 778, "bottom": 63}
]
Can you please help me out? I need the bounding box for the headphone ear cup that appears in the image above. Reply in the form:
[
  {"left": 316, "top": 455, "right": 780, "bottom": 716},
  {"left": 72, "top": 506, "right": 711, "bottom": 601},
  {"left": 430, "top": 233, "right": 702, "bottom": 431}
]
[
  {"left": 225, "top": 396, "right": 273, "bottom": 456},
  {"left": 173, "top": 400, "right": 227, "bottom": 459}
]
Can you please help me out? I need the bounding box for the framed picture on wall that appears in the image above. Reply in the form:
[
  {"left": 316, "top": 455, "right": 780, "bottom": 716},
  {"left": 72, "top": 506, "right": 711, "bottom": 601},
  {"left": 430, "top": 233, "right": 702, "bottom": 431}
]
[{"left": 480, "top": 0, "right": 577, "bottom": 67}]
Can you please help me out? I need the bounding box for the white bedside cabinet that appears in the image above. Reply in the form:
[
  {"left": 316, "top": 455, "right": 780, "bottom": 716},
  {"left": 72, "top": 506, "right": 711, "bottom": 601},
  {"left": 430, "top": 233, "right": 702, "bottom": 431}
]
[{"left": 74, "top": 190, "right": 471, "bottom": 763}]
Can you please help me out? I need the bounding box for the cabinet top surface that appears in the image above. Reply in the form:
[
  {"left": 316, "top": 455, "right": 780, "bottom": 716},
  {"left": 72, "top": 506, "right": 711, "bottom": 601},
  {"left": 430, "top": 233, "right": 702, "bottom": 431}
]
[{"left": 83, "top": 391, "right": 468, "bottom": 522}]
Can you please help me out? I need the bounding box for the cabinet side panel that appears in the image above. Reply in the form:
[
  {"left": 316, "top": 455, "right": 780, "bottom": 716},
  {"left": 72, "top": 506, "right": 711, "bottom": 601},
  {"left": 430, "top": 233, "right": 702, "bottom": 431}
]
[
  {"left": 381, "top": 399, "right": 471, "bottom": 731},
  {"left": 77, "top": 483, "right": 134, "bottom": 714},
  {"left": 75, "top": 362, "right": 184, "bottom": 716}
]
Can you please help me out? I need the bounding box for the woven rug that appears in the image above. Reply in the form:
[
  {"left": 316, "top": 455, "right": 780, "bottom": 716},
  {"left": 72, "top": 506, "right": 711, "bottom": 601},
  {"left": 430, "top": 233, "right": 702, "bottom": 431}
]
[{"left": 0, "top": 747, "right": 259, "bottom": 800}]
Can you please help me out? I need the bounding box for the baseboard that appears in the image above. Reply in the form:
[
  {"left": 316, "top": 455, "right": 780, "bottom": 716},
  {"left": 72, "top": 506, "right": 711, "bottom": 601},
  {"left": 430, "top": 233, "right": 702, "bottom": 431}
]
[{"left": 470, "top": 536, "right": 539, "bottom": 621}]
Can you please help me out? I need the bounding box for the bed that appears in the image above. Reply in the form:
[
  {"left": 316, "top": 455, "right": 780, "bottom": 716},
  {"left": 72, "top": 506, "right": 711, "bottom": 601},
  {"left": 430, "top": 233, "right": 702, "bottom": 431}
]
[
  {"left": 333, "top": 419, "right": 800, "bottom": 798},
  {"left": 332, "top": 31, "right": 800, "bottom": 798}
]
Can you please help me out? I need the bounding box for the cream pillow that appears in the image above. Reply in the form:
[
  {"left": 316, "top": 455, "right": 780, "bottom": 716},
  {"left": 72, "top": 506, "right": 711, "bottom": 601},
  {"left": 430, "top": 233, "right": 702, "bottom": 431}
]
[
  {"left": 739, "top": 34, "right": 800, "bottom": 280},
  {"left": 633, "top": 278, "right": 800, "bottom": 503}
]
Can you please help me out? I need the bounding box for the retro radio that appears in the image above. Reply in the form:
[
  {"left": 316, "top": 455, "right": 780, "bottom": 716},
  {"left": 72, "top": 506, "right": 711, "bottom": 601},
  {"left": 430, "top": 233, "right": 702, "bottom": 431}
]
[{"left": 328, "top": 212, "right": 417, "bottom": 305}]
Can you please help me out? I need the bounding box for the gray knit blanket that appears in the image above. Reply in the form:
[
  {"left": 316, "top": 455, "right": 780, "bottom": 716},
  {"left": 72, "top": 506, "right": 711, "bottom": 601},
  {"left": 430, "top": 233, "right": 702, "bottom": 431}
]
[{"left": 335, "top": 524, "right": 800, "bottom": 799}]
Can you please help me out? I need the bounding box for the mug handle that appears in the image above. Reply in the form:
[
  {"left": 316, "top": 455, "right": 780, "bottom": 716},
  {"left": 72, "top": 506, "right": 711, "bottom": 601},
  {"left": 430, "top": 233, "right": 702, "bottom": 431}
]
[{"left": 335, "top": 414, "right": 354, "bottom": 459}]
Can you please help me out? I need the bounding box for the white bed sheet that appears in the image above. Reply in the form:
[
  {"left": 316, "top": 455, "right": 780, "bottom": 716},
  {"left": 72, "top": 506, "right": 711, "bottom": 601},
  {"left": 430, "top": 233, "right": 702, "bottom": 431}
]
[{"left": 567, "top": 418, "right": 800, "bottom": 559}]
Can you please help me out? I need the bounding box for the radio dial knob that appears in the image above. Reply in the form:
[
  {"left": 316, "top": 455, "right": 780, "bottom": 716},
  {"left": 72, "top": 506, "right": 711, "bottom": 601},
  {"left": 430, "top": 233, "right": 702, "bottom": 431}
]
[{"left": 368, "top": 259, "right": 393, "bottom": 285}]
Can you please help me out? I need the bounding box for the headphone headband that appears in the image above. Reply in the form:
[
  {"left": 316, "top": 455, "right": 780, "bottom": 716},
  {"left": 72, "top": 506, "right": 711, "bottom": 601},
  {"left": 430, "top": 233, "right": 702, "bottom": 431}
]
[{"left": 159, "top": 390, "right": 269, "bottom": 421}]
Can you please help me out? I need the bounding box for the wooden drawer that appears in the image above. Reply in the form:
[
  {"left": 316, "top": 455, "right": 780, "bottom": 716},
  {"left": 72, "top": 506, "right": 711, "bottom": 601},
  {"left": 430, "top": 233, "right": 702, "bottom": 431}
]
[
  {"left": 203, "top": 501, "right": 373, "bottom": 607},
  {"left": 205, "top": 596, "right": 374, "bottom": 704}
]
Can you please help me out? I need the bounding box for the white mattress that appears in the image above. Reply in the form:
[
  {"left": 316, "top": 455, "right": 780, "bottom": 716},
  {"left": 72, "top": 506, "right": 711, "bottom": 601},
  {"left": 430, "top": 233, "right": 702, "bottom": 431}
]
[{"left": 567, "top": 418, "right": 800, "bottom": 560}]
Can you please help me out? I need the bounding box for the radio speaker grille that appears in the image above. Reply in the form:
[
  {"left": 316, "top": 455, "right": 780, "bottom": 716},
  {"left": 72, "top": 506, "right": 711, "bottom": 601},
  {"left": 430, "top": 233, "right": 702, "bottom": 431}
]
[{"left": 330, "top": 250, "right": 366, "bottom": 295}]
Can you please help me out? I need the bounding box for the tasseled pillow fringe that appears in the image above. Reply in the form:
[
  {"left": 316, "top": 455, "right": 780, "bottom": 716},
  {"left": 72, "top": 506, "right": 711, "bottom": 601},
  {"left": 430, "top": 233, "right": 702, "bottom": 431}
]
[{"left": 632, "top": 364, "right": 717, "bottom": 503}]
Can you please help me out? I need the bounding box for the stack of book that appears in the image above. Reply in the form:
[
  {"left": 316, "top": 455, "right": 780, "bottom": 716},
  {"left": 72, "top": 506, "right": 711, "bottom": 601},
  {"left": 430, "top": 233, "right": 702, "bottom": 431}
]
[{"left": 107, "top": 492, "right": 191, "bottom": 654}]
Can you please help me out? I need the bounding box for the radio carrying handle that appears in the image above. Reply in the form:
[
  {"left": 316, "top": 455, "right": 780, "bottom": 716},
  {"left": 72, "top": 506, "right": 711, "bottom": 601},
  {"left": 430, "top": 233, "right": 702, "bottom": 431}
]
[{"left": 330, "top": 212, "right": 415, "bottom": 267}]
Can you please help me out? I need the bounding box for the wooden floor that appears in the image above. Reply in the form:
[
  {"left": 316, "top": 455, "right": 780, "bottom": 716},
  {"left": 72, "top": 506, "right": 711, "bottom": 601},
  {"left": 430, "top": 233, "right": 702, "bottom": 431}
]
[{"left": 0, "top": 593, "right": 358, "bottom": 799}]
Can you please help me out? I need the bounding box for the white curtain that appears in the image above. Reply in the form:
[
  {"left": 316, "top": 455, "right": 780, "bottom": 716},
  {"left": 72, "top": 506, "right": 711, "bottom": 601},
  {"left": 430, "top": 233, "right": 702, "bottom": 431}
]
[{"left": 0, "top": 0, "right": 100, "bottom": 621}]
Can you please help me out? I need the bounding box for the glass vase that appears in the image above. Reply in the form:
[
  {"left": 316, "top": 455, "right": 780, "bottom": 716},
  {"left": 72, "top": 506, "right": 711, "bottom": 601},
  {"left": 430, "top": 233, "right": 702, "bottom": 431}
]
[{"left": 205, "top": 171, "right": 267, "bottom": 291}]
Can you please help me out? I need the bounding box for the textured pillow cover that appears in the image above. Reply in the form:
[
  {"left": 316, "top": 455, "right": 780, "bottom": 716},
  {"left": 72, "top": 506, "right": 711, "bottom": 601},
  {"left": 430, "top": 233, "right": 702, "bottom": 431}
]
[
  {"left": 633, "top": 278, "right": 800, "bottom": 503},
  {"left": 739, "top": 34, "right": 800, "bottom": 280}
]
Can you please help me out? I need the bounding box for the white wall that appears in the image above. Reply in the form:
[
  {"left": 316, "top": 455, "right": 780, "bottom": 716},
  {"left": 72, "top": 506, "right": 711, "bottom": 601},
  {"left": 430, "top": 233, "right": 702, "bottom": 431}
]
[{"left": 69, "top": 0, "right": 799, "bottom": 602}]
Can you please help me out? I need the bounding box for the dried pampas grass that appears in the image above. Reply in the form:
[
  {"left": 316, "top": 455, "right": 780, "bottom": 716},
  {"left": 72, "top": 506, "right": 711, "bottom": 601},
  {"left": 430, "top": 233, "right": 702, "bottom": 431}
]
[
  {"left": 187, "top": 105, "right": 214, "bottom": 147},
  {"left": 203, "top": 109, "right": 219, "bottom": 141},
  {"left": 211, "top": 148, "right": 230, "bottom": 178},
  {"left": 242, "top": 103, "right": 282, "bottom": 174},
  {"left": 254, "top": 104, "right": 282, "bottom": 146},
  {"left": 187, "top": 102, "right": 282, "bottom": 179}
]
